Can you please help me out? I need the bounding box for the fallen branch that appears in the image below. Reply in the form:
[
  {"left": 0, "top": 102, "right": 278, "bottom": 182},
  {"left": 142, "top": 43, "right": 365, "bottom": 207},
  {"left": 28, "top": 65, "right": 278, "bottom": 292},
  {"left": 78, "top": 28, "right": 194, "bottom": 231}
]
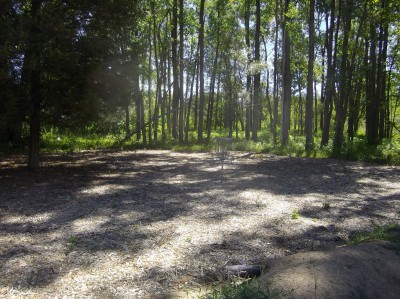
[{"left": 224, "top": 265, "right": 262, "bottom": 278}]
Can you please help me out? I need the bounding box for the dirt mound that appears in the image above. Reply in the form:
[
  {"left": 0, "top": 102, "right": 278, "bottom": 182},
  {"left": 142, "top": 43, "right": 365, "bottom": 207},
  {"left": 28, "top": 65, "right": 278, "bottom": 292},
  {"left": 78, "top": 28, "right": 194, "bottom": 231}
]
[{"left": 257, "top": 242, "right": 400, "bottom": 298}]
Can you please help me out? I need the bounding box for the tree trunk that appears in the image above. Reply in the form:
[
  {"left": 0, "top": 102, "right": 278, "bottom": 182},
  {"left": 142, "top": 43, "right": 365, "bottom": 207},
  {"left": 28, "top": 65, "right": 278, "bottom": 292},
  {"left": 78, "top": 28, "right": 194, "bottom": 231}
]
[
  {"left": 333, "top": 0, "right": 352, "bottom": 154},
  {"left": 305, "top": 0, "right": 315, "bottom": 151},
  {"left": 171, "top": 0, "right": 179, "bottom": 139},
  {"left": 178, "top": 0, "right": 184, "bottom": 142},
  {"left": 185, "top": 47, "right": 198, "bottom": 141},
  {"left": 245, "top": 0, "right": 252, "bottom": 140},
  {"left": 148, "top": 22, "right": 152, "bottom": 142},
  {"left": 378, "top": 10, "right": 389, "bottom": 139},
  {"left": 27, "top": 0, "right": 43, "bottom": 169},
  {"left": 197, "top": 0, "right": 205, "bottom": 142},
  {"left": 206, "top": 6, "right": 221, "bottom": 141},
  {"left": 125, "top": 105, "right": 130, "bottom": 137},
  {"left": 281, "top": 0, "right": 291, "bottom": 146},
  {"left": 272, "top": 0, "right": 280, "bottom": 144},
  {"left": 366, "top": 24, "right": 378, "bottom": 145},
  {"left": 214, "top": 75, "right": 221, "bottom": 130},
  {"left": 252, "top": 0, "right": 261, "bottom": 141},
  {"left": 321, "top": 0, "right": 336, "bottom": 147}
]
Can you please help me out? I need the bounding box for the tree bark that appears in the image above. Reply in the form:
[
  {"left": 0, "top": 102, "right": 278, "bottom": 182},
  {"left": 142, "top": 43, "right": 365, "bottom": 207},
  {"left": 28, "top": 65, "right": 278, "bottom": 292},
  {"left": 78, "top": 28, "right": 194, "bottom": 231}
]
[
  {"left": 321, "top": 0, "right": 336, "bottom": 147},
  {"left": 197, "top": 0, "right": 205, "bottom": 142},
  {"left": 245, "top": 0, "right": 252, "bottom": 140},
  {"left": 178, "top": 0, "right": 184, "bottom": 142},
  {"left": 305, "top": 0, "right": 315, "bottom": 151},
  {"left": 366, "top": 24, "right": 378, "bottom": 144},
  {"left": 171, "top": 0, "right": 179, "bottom": 139},
  {"left": 281, "top": 0, "right": 291, "bottom": 146},
  {"left": 333, "top": 0, "right": 352, "bottom": 154},
  {"left": 148, "top": 22, "right": 152, "bottom": 142},
  {"left": 27, "top": 0, "right": 43, "bottom": 169},
  {"left": 206, "top": 5, "right": 221, "bottom": 141},
  {"left": 272, "top": 0, "right": 280, "bottom": 144},
  {"left": 252, "top": 0, "right": 261, "bottom": 141}
]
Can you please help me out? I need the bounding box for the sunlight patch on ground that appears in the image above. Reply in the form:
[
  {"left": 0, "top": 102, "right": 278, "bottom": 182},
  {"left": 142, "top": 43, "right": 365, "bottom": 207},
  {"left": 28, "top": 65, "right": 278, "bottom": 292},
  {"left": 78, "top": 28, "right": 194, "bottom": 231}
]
[
  {"left": 71, "top": 216, "right": 110, "bottom": 234},
  {"left": 2, "top": 212, "right": 54, "bottom": 225},
  {"left": 79, "top": 183, "right": 128, "bottom": 196}
]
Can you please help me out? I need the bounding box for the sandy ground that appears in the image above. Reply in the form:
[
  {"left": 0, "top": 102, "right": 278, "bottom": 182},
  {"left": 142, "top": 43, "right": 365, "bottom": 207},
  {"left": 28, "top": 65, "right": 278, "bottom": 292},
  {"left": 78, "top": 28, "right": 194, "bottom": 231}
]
[{"left": 0, "top": 150, "right": 399, "bottom": 298}]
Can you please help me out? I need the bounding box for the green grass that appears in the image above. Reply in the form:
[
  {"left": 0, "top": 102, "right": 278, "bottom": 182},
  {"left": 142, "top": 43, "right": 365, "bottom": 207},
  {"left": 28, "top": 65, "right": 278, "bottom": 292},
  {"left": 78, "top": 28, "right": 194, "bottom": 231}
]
[
  {"left": 66, "top": 235, "right": 78, "bottom": 252},
  {"left": 41, "top": 131, "right": 122, "bottom": 152},
  {"left": 347, "top": 223, "right": 400, "bottom": 245},
  {"left": 198, "top": 280, "right": 291, "bottom": 299},
  {"left": 5, "top": 128, "right": 399, "bottom": 166}
]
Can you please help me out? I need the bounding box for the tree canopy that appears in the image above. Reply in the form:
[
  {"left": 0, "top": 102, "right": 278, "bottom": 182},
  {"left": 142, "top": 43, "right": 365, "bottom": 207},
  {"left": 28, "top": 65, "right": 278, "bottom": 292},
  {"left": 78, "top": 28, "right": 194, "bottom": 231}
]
[{"left": 1, "top": 0, "right": 400, "bottom": 167}]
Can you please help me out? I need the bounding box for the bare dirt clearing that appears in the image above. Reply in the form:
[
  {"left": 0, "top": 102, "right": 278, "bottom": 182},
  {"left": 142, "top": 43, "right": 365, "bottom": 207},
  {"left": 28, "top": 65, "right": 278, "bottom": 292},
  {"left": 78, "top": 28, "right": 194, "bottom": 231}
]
[{"left": 1, "top": 150, "right": 400, "bottom": 298}]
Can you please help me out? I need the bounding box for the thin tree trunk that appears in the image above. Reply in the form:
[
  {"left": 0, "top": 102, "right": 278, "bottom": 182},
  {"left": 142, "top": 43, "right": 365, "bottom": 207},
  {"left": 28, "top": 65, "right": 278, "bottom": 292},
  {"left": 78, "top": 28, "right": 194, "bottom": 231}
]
[
  {"left": 171, "top": 0, "right": 179, "bottom": 139},
  {"left": 27, "top": 0, "right": 43, "bottom": 169},
  {"left": 305, "top": 0, "right": 315, "bottom": 151},
  {"left": 245, "top": 0, "right": 252, "bottom": 140},
  {"left": 214, "top": 74, "right": 221, "bottom": 130},
  {"left": 321, "top": 0, "right": 336, "bottom": 147},
  {"left": 252, "top": 0, "right": 261, "bottom": 141},
  {"left": 206, "top": 7, "right": 220, "bottom": 141},
  {"left": 272, "top": 0, "right": 279, "bottom": 144},
  {"left": 178, "top": 0, "right": 184, "bottom": 142},
  {"left": 333, "top": 0, "right": 352, "bottom": 154},
  {"left": 366, "top": 24, "right": 378, "bottom": 144},
  {"left": 185, "top": 48, "right": 198, "bottom": 141},
  {"left": 281, "top": 0, "right": 291, "bottom": 146},
  {"left": 378, "top": 6, "right": 388, "bottom": 139},
  {"left": 197, "top": 0, "right": 205, "bottom": 142},
  {"left": 148, "top": 22, "right": 152, "bottom": 142},
  {"left": 125, "top": 105, "right": 130, "bottom": 137}
]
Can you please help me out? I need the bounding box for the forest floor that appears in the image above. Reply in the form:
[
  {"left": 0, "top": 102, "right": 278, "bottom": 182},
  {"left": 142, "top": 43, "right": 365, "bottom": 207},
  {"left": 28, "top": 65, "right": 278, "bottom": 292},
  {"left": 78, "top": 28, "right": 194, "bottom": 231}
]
[{"left": 1, "top": 149, "right": 400, "bottom": 298}]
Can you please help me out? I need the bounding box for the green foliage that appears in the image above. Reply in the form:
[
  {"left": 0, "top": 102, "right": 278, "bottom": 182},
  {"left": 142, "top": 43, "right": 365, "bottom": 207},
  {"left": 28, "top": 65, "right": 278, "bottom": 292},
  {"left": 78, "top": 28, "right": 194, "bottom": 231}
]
[
  {"left": 348, "top": 223, "right": 400, "bottom": 245},
  {"left": 41, "top": 131, "right": 121, "bottom": 152},
  {"left": 36, "top": 130, "right": 400, "bottom": 166},
  {"left": 341, "top": 137, "right": 400, "bottom": 164},
  {"left": 291, "top": 209, "right": 299, "bottom": 220},
  {"left": 67, "top": 235, "right": 78, "bottom": 252}
]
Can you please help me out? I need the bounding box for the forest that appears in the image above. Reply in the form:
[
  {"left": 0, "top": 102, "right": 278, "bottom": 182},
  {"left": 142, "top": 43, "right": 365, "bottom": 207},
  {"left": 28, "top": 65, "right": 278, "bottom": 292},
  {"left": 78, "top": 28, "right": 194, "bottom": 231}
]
[
  {"left": 1, "top": 0, "right": 400, "bottom": 168},
  {"left": 2, "top": 1, "right": 400, "bottom": 297}
]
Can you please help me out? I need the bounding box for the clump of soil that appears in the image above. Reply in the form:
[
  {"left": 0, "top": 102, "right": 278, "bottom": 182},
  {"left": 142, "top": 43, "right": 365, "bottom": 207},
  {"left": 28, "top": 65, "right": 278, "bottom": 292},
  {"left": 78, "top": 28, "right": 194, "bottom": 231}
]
[
  {"left": 0, "top": 150, "right": 399, "bottom": 298},
  {"left": 257, "top": 241, "right": 400, "bottom": 299}
]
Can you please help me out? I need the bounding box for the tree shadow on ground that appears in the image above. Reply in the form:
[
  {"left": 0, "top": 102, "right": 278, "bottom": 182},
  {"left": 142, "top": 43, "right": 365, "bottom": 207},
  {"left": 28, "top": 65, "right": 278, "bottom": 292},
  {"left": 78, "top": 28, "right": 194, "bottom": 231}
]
[{"left": 0, "top": 150, "right": 399, "bottom": 295}]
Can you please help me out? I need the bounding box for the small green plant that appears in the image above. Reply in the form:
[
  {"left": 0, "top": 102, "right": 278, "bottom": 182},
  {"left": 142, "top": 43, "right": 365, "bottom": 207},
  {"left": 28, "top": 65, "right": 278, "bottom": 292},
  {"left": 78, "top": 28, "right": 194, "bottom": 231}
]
[
  {"left": 348, "top": 223, "right": 400, "bottom": 245},
  {"left": 291, "top": 209, "right": 299, "bottom": 220},
  {"left": 67, "top": 236, "right": 78, "bottom": 251},
  {"left": 322, "top": 202, "right": 331, "bottom": 210}
]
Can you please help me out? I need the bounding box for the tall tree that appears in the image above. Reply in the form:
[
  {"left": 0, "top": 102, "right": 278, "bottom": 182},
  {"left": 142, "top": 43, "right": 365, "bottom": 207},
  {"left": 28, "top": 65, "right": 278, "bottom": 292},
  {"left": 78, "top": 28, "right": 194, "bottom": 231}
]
[
  {"left": 27, "top": 0, "right": 44, "bottom": 169},
  {"left": 245, "top": 0, "right": 252, "bottom": 140},
  {"left": 197, "top": 0, "right": 205, "bottom": 142},
  {"left": 171, "top": 0, "right": 179, "bottom": 139},
  {"left": 272, "top": 0, "right": 280, "bottom": 144},
  {"left": 321, "top": 0, "right": 337, "bottom": 147},
  {"left": 252, "top": 0, "right": 261, "bottom": 141},
  {"left": 281, "top": 0, "right": 291, "bottom": 146},
  {"left": 333, "top": 0, "right": 352, "bottom": 154},
  {"left": 178, "top": 0, "right": 184, "bottom": 142},
  {"left": 305, "top": 0, "right": 315, "bottom": 151}
]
